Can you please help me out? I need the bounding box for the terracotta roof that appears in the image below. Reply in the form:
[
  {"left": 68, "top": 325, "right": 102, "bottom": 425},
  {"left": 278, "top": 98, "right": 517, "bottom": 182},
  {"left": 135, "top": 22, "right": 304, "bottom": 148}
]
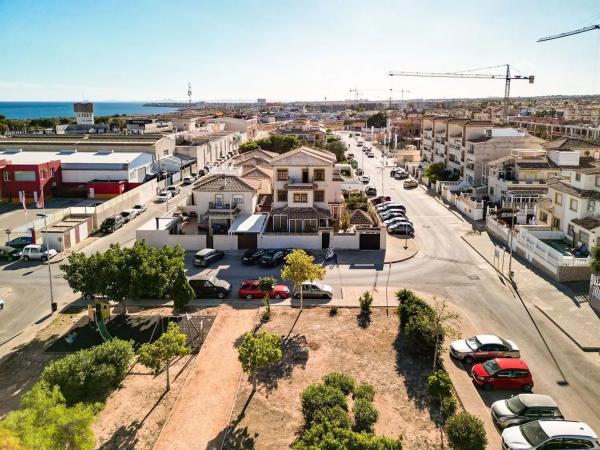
[
  {"left": 544, "top": 138, "right": 600, "bottom": 151},
  {"left": 349, "top": 209, "right": 374, "bottom": 226},
  {"left": 192, "top": 174, "right": 256, "bottom": 192},
  {"left": 572, "top": 217, "right": 600, "bottom": 230},
  {"left": 547, "top": 179, "right": 600, "bottom": 200},
  {"left": 242, "top": 166, "right": 273, "bottom": 178},
  {"left": 271, "top": 206, "right": 332, "bottom": 219}
]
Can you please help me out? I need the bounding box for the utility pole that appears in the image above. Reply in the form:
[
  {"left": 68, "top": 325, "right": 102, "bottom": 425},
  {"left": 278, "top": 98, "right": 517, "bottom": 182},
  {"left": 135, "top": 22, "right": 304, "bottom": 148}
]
[
  {"left": 187, "top": 83, "right": 192, "bottom": 110},
  {"left": 37, "top": 213, "right": 56, "bottom": 314}
]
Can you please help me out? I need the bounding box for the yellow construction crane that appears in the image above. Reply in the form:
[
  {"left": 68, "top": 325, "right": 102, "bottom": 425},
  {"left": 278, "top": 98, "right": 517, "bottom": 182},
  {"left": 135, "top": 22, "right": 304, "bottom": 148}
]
[
  {"left": 538, "top": 23, "right": 600, "bottom": 42},
  {"left": 389, "top": 64, "right": 534, "bottom": 124}
]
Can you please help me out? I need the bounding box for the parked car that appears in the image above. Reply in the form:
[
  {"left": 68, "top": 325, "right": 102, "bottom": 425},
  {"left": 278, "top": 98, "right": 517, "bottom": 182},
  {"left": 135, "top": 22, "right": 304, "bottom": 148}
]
[
  {"left": 193, "top": 248, "right": 225, "bottom": 267},
  {"left": 156, "top": 190, "right": 172, "bottom": 202},
  {"left": 0, "top": 245, "right": 19, "bottom": 261},
  {"left": 404, "top": 179, "right": 418, "bottom": 189},
  {"left": 241, "top": 248, "right": 267, "bottom": 265},
  {"left": 387, "top": 223, "right": 414, "bottom": 236},
  {"left": 377, "top": 204, "right": 407, "bottom": 214},
  {"left": 367, "top": 152, "right": 375, "bottom": 158},
  {"left": 347, "top": 153, "right": 355, "bottom": 159},
  {"left": 166, "top": 185, "right": 180, "bottom": 195},
  {"left": 188, "top": 275, "right": 231, "bottom": 299},
  {"left": 259, "top": 249, "right": 288, "bottom": 267},
  {"left": 370, "top": 195, "right": 391, "bottom": 205},
  {"left": 19, "top": 244, "right": 57, "bottom": 262},
  {"left": 5, "top": 236, "right": 32, "bottom": 249},
  {"left": 100, "top": 215, "right": 126, "bottom": 233},
  {"left": 358, "top": 175, "right": 370, "bottom": 184},
  {"left": 501, "top": 421, "right": 598, "bottom": 450},
  {"left": 356, "top": 168, "right": 364, "bottom": 176},
  {"left": 491, "top": 394, "right": 563, "bottom": 430},
  {"left": 394, "top": 171, "right": 409, "bottom": 180},
  {"left": 132, "top": 203, "right": 147, "bottom": 214},
  {"left": 294, "top": 282, "right": 333, "bottom": 299},
  {"left": 375, "top": 201, "right": 405, "bottom": 211},
  {"left": 239, "top": 279, "right": 290, "bottom": 300},
  {"left": 365, "top": 186, "right": 377, "bottom": 196},
  {"left": 471, "top": 358, "right": 533, "bottom": 392},
  {"left": 379, "top": 211, "right": 407, "bottom": 222},
  {"left": 383, "top": 217, "right": 413, "bottom": 227},
  {"left": 182, "top": 176, "right": 196, "bottom": 185},
  {"left": 119, "top": 208, "right": 139, "bottom": 223},
  {"left": 450, "top": 334, "right": 520, "bottom": 364}
]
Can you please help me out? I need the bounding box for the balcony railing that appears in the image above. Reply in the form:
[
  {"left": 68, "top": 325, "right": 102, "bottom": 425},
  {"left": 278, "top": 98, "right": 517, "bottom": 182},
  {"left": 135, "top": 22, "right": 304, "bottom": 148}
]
[
  {"left": 285, "top": 177, "right": 319, "bottom": 189},
  {"left": 465, "top": 164, "right": 475, "bottom": 171},
  {"left": 208, "top": 202, "right": 239, "bottom": 213}
]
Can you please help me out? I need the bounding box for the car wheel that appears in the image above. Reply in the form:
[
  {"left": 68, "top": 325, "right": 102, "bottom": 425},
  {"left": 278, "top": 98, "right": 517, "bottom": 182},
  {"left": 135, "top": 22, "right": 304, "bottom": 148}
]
[
  {"left": 322, "top": 294, "right": 331, "bottom": 299},
  {"left": 462, "top": 356, "right": 474, "bottom": 365},
  {"left": 522, "top": 384, "right": 532, "bottom": 393},
  {"left": 245, "top": 294, "right": 253, "bottom": 300},
  {"left": 294, "top": 293, "right": 301, "bottom": 299},
  {"left": 23, "top": 256, "right": 29, "bottom": 261},
  {"left": 218, "top": 292, "right": 226, "bottom": 299},
  {"left": 41, "top": 256, "right": 47, "bottom": 262},
  {"left": 483, "top": 383, "right": 493, "bottom": 391},
  {"left": 274, "top": 294, "right": 282, "bottom": 299}
]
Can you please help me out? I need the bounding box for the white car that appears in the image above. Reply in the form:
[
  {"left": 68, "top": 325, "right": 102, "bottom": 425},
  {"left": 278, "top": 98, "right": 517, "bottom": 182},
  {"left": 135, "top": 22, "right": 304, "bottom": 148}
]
[
  {"left": 132, "top": 203, "right": 147, "bottom": 214},
  {"left": 20, "top": 245, "right": 57, "bottom": 262},
  {"left": 383, "top": 217, "right": 412, "bottom": 227},
  {"left": 358, "top": 175, "right": 370, "bottom": 184},
  {"left": 502, "top": 420, "right": 599, "bottom": 450},
  {"left": 156, "top": 191, "right": 173, "bottom": 202}
]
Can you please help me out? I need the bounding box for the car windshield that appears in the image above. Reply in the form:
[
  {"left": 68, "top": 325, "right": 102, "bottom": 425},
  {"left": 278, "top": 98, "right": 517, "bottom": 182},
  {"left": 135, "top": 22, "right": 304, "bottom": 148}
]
[
  {"left": 506, "top": 396, "right": 526, "bottom": 415},
  {"left": 105, "top": 218, "right": 115, "bottom": 225},
  {"left": 207, "top": 276, "right": 218, "bottom": 286},
  {"left": 482, "top": 359, "right": 500, "bottom": 375},
  {"left": 520, "top": 421, "right": 549, "bottom": 447},
  {"left": 466, "top": 336, "right": 480, "bottom": 350}
]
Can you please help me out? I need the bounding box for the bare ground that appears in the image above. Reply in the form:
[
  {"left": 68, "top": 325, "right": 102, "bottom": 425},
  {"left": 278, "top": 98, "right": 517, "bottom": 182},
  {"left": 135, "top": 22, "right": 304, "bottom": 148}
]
[{"left": 223, "top": 307, "right": 443, "bottom": 450}]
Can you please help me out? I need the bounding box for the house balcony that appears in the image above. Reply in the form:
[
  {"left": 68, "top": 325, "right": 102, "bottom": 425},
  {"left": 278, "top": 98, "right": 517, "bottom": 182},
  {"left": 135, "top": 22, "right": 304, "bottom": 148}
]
[
  {"left": 465, "top": 163, "right": 475, "bottom": 171},
  {"left": 284, "top": 177, "right": 320, "bottom": 189},
  {"left": 208, "top": 202, "right": 240, "bottom": 216}
]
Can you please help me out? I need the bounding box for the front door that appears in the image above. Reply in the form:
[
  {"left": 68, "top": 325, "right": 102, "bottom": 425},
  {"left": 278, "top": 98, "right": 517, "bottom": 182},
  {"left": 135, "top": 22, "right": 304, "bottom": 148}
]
[
  {"left": 302, "top": 168, "right": 309, "bottom": 183},
  {"left": 215, "top": 194, "right": 224, "bottom": 207},
  {"left": 322, "top": 232, "right": 330, "bottom": 249}
]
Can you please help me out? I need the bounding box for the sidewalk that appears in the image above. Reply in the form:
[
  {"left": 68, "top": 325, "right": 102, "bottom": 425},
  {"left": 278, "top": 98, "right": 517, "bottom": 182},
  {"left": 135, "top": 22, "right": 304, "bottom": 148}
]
[
  {"left": 153, "top": 303, "right": 258, "bottom": 450},
  {"left": 462, "top": 231, "right": 600, "bottom": 351}
]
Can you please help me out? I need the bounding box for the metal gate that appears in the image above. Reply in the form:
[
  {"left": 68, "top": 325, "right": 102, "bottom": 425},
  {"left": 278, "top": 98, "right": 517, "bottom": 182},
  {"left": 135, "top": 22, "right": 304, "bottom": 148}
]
[
  {"left": 237, "top": 233, "right": 258, "bottom": 250},
  {"left": 321, "top": 232, "right": 330, "bottom": 249},
  {"left": 359, "top": 232, "right": 380, "bottom": 250}
]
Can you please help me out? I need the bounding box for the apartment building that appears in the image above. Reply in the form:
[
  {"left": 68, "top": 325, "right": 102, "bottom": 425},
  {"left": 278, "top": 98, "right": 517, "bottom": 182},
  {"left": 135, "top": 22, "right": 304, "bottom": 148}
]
[{"left": 276, "top": 118, "right": 327, "bottom": 146}]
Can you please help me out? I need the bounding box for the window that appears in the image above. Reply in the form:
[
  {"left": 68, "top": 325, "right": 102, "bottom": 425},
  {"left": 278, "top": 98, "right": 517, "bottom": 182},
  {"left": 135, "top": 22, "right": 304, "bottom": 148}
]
[
  {"left": 277, "top": 169, "right": 288, "bottom": 181},
  {"left": 568, "top": 224, "right": 575, "bottom": 236},
  {"left": 575, "top": 173, "right": 581, "bottom": 182},
  {"left": 232, "top": 195, "right": 244, "bottom": 205},
  {"left": 540, "top": 212, "right": 548, "bottom": 223},
  {"left": 314, "top": 190, "right": 325, "bottom": 202},
  {"left": 579, "top": 231, "right": 590, "bottom": 245},
  {"left": 49, "top": 168, "right": 55, "bottom": 176},
  {"left": 293, "top": 193, "right": 308, "bottom": 203},
  {"left": 552, "top": 217, "right": 561, "bottom": 229},
  {"left": 14, "top": 171, "right": 36, "bottom": 181},
  {"left": 569, "top": 198, "right": 578, "bottom": 212},
  {"left": 277, "top": 190, "right": 287, "bottom": 202},
  {"left": 2, "top": 170, "right": 8, "bottom": 181},
  {"left": 554, "top": 192, "right": 562, "bottom": 205},
  {"left": 314, "top": 169, "right": 325, "bottom": 181},
  {"left": 40, "top": 170, "right": 46, "bottom": 179}
]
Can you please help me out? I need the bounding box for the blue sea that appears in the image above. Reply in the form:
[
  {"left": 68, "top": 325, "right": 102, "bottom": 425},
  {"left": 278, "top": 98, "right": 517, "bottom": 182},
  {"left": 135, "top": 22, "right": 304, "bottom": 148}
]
[{"left": 0, "top": 102, "right": 178, "bottom": 119}]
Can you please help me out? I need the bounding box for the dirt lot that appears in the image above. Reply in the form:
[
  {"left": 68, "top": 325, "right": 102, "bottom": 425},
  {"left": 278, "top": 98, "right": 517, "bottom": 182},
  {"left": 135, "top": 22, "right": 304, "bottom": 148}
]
[{"left": 223, "top": 307, "right": 443, "bottom": 450}]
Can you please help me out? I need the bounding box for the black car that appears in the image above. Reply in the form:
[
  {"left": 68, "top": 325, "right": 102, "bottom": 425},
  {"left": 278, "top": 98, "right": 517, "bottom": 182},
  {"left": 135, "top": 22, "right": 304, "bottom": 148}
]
[
  {"left": 188, "top": 275, "right": 231, "bottom": 299},
  {"left": 0, "top": 245, "right": 19, "bottom": 260},
  {"left": 259, "top": 249, "right": 288, "bottom": 267},
  {"left": 193, "top": 248, "right": 225, "bottom": 267},
  {"left": 5, "top": 236, "right": 32, "bottom": 250},
  {"left": 241, "top": 248, "right": 266, "bottom": 265},
  {"left": 365, "top": 186, "right": 377, "bottom": 196},
  {"left": 100, "top": 215, "right": 126, "bottom": 233}
]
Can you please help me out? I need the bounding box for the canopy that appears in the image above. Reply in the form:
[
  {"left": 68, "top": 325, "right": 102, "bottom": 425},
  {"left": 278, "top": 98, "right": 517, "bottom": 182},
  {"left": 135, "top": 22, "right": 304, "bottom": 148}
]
[{"left": 229, "top": 213, "right": 267, "bottom": 234}]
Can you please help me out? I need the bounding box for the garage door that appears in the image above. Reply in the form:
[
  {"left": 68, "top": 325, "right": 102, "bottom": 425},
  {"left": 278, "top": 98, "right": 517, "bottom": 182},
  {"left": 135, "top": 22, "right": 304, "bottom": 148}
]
[
  {"left": 359, "top": 232, "right": 380, "bottom": 250},
  {"left": 237, "top": 233, "right": 258, "bottom": 250}
]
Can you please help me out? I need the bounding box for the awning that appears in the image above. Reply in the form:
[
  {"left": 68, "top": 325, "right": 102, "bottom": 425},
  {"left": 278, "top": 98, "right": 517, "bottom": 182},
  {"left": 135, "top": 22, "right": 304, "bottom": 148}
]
[{"left": 229, "top": 213, "right": 267, "bottom": 234}]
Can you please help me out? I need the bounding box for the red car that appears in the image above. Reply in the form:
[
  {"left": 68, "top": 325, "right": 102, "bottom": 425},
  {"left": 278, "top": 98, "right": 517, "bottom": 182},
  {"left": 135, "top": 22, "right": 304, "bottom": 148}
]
[
  {"left": 238, "top": 279, "right": 290, "bottom": 300},
  {"left": 371, "top": 195, "right": 391, "bottom": 205},
  {"left": 471, "top": 358, "right": 533, "bottom": 392}
]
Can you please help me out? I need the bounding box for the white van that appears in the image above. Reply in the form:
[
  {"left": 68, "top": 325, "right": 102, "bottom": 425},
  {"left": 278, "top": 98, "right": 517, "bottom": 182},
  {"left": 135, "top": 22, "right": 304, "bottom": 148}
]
[{"left": 20, "top": 245, "right": 57, "bottom": 262}]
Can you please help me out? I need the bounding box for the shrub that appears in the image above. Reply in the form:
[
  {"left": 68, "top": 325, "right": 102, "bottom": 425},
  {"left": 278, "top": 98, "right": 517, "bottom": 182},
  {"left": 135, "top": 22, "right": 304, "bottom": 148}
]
[
  {"left": 428, "top": 370, "right": 453, "bottom": 399},
  {"left": 294, "top": 421, "right": 402, "bottom": 450},
  {"left": 42, "top": 339, "right": 134, "bottom": 404},
  {"left": 353, "top": 383, "right": 375, "bottom": 402},
  {"left": 445, "top": 412, "right": 487, "bottom": 450},
  {"left": 441, "top": 395, "right": 458, "bottom": 419},
  {"left": 396, "top": 290, "right": 433, "bottom": 331},
  {"left": 323, "top": 372, "right": 356, "bottom": 395},
  {"left": 329, "top": 306, "right": 338, "bottom": 317},
  {"left": 301, "top": 383, "right": 348, "bottom": 424},
  {"left": 358, "top": 291, "right": 373, "bottom": 316},
  {"left": 405, "top": 310, "right": 442, "bottom": 357},
  {"left": 353, "top": 398, "right": 379, "bottom": 433},
  {"left": 312, "top": 405, "right": 352, "bottom": 429}
]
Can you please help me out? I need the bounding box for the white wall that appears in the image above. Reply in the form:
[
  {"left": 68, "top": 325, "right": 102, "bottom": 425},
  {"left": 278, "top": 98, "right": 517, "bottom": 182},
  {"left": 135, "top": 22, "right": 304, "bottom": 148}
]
[
  {"left": 331, "top": 233, "right": 360, "bottom": 249},
  {"left": 258, "top": 233, "right": 322, "bottom": 249},
  {"left": 62, "top": 169, "right": 130, "bottom": 183},
  {"left": 213, "top": 234, "right": 238, "bottom": 250},
  {"left": 136, "top": 229, "right": 207, "bottom": 251}
]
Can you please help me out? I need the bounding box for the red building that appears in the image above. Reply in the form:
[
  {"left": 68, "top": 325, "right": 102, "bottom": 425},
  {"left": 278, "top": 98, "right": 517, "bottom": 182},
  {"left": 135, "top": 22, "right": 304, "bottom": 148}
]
[{"left": 0, "top": 158, "right": 62, "bottom": 205}]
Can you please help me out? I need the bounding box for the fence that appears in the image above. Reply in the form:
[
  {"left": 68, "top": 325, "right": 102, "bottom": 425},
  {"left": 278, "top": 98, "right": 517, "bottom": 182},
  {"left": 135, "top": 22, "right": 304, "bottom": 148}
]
[
  {"left": 589, "top": 275, "right": 600, "bottom": 314},
  {"left": 93, "top": 179, "right": 160, "bottom": 228},
  {"left": 516, "top": 230, "right": 591, "bottom": 269}
]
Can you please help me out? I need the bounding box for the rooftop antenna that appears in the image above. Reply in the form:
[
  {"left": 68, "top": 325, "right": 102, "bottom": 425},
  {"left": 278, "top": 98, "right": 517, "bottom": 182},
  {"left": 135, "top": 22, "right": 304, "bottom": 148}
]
[{"left": 187, "top": 83, "right": 192, "bottom": 110}]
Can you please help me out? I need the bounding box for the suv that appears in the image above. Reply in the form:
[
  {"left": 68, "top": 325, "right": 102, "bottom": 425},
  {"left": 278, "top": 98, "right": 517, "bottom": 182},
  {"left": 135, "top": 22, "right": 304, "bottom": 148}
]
[
  {"left": 100, "top": 215, "right": 126, "bottom": 233},
  {"left": 193, "top": 248, "right": 224, "bottom": 267},
  {"left": 241, "top": 248, "right": 266, "bottom": 265},
  {"left": 472, "top": 358, "right": 533, "bottom": 392},
  {"left": 502, "top": 420, "right": 598, "bottom": 450},
  {"left": 294, "top": 282, "right": 333, "bottom": 299},
  {"left": 20, "top": 244, "right": 57, "bottom": 262},
  {"left": 188, "top": 275, "right": 231, "bottom": 299},
  {"left": 182, "top": 176, "right": 196, "bottom": 185},
  {"left": 491, "top": 394, "right": 563, "bottom": 430}
]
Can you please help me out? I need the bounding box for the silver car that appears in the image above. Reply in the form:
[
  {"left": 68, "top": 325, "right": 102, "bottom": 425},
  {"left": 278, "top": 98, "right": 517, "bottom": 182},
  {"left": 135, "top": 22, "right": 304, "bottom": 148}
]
[
  {"left": 491, "top": 394, "right": 563, "bottom": 430},
  {"left": 294, "top": 282, "right": 333, "bottom": 299},
  {"left": 450, "top": 334, "right": 519, "bottom": 364}
]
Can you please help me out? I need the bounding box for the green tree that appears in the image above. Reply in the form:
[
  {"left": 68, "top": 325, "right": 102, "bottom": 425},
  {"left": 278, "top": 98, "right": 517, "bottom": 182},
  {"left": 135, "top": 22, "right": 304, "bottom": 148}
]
[
  {"left": 591, "top": 246, "right": 600, "bottom": 274},
  {"left": 367, "top": 112, "right": 387, "bottom": 128},
  {"left": 423, "top": 162, "right": 447, "bottom": 184},
  {"left": 358, "top": 291, "right": 373, "bottom": 316},
  {"left": 0, "top": 426, "right": 25, "bottom": 450},
  {"left": 301, "top": 383, "right": 348, "bottom": 424},
  {"left": 258, "top": 275, "right": 277, "bottom": 320},
  {"left": 445, "top": 412, "right": 487, "bottom": 450},
  {"left": 281, "top": 249, "right": 326, "bottom": 310},
  {"left": 137, "top": 322, "right": 191, "bottom": 391},
  {"left": 2, "top": 382, "right": 100, "bottom": 450},
  {"left": 238, "top": 140, "right": 259, "bottom": 153},
  {"left": 340, "top": 211, "right": 351, "bottom": 232},
  {"left": 323, "top": 372, "right": 355, "bottom": 395},
  {"left": 169, "top": 269, "right": 195, "bottom": 309},
  {"left": 326, "top": 139, "right": 347, "bottom": 162},
  {"left": 353, "top": 383, "right": 375, "bottom": 402},
  {"left": 237, "top": 331, "right": 283, "bottom": 392},
  {"left": 428, "top": 370, "right": 453, "bottom": 399},
  {"left": 353, "top": 398, "right": 379, "bottom": 433}
]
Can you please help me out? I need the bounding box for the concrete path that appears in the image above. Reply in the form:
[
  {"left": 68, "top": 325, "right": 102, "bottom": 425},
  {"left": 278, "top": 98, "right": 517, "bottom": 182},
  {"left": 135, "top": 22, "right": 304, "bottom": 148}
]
[
  {"left": 462, "top": 231, "right": 600, "bottom": 351},
  {"left": 153, "top": 303, "right": 258, "bottom": 450}
]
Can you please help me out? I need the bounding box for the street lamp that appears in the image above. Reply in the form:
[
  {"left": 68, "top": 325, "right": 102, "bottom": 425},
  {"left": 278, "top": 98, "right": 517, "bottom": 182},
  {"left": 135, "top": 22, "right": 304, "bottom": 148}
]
[{"left": 36, "top": 213, "right": 57, "bottom": 313}]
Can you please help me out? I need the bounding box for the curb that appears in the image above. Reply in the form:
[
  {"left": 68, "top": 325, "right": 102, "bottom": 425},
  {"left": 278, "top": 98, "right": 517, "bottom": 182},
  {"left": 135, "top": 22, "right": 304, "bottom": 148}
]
[
  {"left": 532, "top": 305, "right": 600, "bottom": 352},
  {"left": 385, "top": 248, "right": 419, "bottom": 264}
]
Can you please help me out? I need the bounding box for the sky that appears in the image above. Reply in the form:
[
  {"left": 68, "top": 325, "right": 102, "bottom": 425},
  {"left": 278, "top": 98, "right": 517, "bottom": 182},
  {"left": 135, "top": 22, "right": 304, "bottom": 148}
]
[{"left": 1, "top": 0, "right": 599, "bottom": 102}]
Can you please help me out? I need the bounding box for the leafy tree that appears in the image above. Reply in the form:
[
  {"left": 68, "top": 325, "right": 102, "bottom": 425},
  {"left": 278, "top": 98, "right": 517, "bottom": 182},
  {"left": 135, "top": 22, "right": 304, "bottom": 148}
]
[
  {"left": 353, "top": 383, "right": 375, "bottom": 402},
  {"left": 323, "top": 372, "right": 355, "bottom": 395},
  {"left": 340, "top": 211, "right": 351, "bottom": 232},
  {"left": 137, "top": 322, "right": 191, "bottom": 391},
  {"left": 326, "top": 139, "right": 347, "bottom": 162},
  {"left": 301, "top": 383, "right": 348, "bottom": 424},
  {"left": 294, "top": 420, "right": 403, "bottom": 449},
  {"left": 395, "top": 289, "right": 432, "bottom": 331},
  {"left": 428, "top": 370, "right": 453, "bottom": 399},
  {"left": 367, "top": 112, "right": 387, "bottom": 128},
  {"left": 258, "top": 275, "right": 277, "bottom": 320},
  {"left": 423, "top": 162, "right": 447, "bottom": 184},
  {"left": 170, "top": 269, "right": 195, "bottom": 309},
  {"left": 238, "top": 140, "right": 259, "bottom": 153},
  {"left": 445, "top": 413, "right": 487, "bottom": 450},
  {"left": 2, "top": 382, "right": 100, "bottom": 450},
  {"left": 353, "top": 398, "right": 379, "bottom": 433},
  {"left": 358, "top": 291, "right": 373, "bottom": 316},
  {"left": 346, "top": 193, "right": 369, "bottom": 211},
  {"left": 591, "top": 246, "right": 600, "bottom": 274},
  {"left": 238, "top": 331, "right": 283, "bottom": 392},
  {"left": 42, "top": 339, "right": 134, "bottom": 404},
  {"left": 0, "top": 426, "right": 25, "bottom": 450},
  {"left": 281, "top": 249, "right": 326, "bottom": 310}
]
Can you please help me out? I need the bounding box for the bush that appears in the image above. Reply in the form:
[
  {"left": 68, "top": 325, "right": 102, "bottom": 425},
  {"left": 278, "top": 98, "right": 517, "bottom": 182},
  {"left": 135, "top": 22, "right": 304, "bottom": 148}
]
[
  {"left": 329, "top": 306, "right": 338, "bottom": 317},
  {"left": 405, "top": 310, "right": 442, "bottom": 357},
  {"left": 428, "top": 370, "right": 453, "bottom": 399},
  {"left": 358, "top": 291, "right": 373, "bottom": 316},
  {"left": 445, "top": 412, "right": 487, "bottom": 450},
  {"left": 353, "top": 383, "right": 375, "bottom": 402},
  {"left": 396, "top": 290, "right": 433, "bottom": 331},
  {"left": 353, "top": 398, "right": 379, "bottom": 433},
  {"left": 42, "top": 339, "right": 134, "bottom": 404},
  {"left": 301, "top": 383, "right": 348, "bottom": 424},
  {"left": 294, "top": 421, "right": 402, "bottom": 450},
  {"left": 323, "top": 372, "right": 356, "bottom": 395},
  {"left": 312, "top": 405, "right": 352, "bottom": 429},
  {"left": 441, "top": 395, "right": 458, "bottom": 419}
]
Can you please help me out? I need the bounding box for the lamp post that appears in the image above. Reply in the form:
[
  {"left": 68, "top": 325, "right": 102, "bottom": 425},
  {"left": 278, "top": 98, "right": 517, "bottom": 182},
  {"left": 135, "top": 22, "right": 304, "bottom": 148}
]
[{"left": 37, "top": 213, "right": 57, "bottom": 313}]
